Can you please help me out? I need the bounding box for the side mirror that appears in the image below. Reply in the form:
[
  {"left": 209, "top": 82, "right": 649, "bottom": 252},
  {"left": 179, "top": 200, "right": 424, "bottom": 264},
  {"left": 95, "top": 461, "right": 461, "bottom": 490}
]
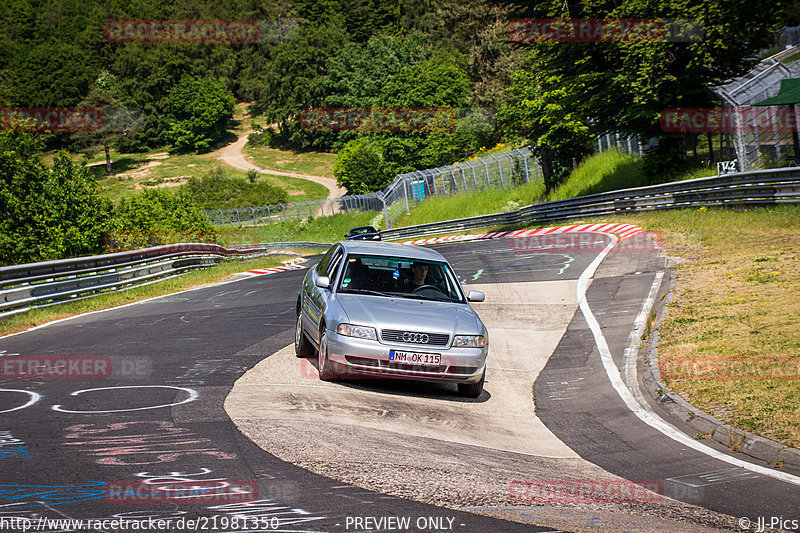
[
  {"left": 315, "top": 276, "right": 330, "bottom": 289},
  {"left": 467, "top": 290, "right": 485, "bottom": 302}
]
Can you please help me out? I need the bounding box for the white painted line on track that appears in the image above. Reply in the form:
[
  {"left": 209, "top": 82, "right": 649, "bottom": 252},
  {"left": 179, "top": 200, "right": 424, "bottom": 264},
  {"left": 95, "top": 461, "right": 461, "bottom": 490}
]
[
  {"left": 578, "top": 237, "right": 800, "bottom": 487},
  {"left": 624, "top": 271, "right": 663, "bottom": 395}
]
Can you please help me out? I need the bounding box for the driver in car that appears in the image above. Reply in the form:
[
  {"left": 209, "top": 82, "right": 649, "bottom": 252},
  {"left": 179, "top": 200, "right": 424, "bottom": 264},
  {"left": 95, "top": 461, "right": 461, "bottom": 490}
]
[{"left": 409, "top": 262, "right": 429, "bottom": 288}]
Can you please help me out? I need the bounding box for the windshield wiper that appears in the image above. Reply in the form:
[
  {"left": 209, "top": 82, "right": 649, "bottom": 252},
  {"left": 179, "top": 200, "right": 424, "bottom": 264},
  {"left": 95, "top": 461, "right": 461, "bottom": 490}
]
[
  {"left": 397, "top": 293, "right": 457, "bottom": 303},
  {"left": 339, "top": 288, "right": 392, "bottom": 297}
]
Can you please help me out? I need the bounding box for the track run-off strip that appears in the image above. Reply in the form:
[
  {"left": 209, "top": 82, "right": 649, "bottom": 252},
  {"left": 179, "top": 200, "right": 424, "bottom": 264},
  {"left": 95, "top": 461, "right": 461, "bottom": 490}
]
[
  {"left": 399, "top": 222, "right": 646, "bottom": 246},
  {"left": 575, "top": 233, "right": 800, "bottom": 488}
]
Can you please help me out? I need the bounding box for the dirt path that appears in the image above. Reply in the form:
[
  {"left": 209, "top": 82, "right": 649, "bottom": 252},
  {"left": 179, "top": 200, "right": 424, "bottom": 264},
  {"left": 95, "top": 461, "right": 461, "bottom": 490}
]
[{"left": 214, "top": 131, "right": 346, "bottom": 200}]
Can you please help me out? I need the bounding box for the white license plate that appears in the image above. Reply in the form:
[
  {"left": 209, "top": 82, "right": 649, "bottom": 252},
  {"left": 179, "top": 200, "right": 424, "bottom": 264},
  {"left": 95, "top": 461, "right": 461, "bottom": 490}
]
[{"left": 389, "top": 350, "right": 441, "bottom": 367}]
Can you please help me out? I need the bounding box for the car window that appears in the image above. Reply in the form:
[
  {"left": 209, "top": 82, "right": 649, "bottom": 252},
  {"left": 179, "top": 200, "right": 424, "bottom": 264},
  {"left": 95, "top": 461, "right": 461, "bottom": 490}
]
[
  {"left": 316, "top": 245, "right": 338, "bottom": 275},
  {"left": 326, "top": 248, "right": 344, "bottom": 280},
  {"left": 338, "top": 254, "right": 465, "bottom": 303}
]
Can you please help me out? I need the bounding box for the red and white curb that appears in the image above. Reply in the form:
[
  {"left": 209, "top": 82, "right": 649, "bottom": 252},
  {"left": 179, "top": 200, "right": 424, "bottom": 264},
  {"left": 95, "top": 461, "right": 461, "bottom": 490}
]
[
  {"left": 400, "top": 223, "right": 646, "bottom": 246},
  {"left": 245, "top": 251, "right": 308, "bottom": 276}
]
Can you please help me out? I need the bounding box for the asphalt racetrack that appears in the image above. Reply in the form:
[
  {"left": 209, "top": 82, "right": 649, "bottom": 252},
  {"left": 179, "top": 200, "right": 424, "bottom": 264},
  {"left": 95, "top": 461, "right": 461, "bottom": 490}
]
[{"left": 1, "top": 232, "right": 798, "bottom": 532}]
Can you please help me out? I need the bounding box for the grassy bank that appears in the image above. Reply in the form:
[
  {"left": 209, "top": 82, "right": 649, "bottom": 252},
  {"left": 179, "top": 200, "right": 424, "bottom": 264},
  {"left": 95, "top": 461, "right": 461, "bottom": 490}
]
[
  {"left": 0, "top": 253, "right": 310, "bottom": 337},
  {"left": 547, "top": 149, "right": 644, "bottom": 201},
  {"left": 627, "top": 207, "right": 800, "bottom": 448},
  {"left": 231, "top": 210, "right": 379, "bottom": 243}
]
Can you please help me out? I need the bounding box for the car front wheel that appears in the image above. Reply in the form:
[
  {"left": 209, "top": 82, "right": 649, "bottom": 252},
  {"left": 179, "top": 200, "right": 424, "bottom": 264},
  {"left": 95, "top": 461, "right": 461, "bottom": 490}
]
[
  {"left": 318, "top": 329, "right": 336, "bottom": 381},
  {"left": 458, "top": 370, "right": 485, "bottom": 398},
  {"left": 295, "top": 313, "right": 314, "bottom": 358}
]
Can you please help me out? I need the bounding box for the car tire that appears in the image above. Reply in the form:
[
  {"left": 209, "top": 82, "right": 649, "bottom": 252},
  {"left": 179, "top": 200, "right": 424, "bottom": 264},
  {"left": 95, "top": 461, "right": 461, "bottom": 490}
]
[
  {"left": 295, "top": 313, "right": 314, "bottom": 358},
  {"left": 318, "top": 329, "right": 336, "bottom": 381},
  {"left": 458, "top": 370, "right": 485, "bottom": 398}
]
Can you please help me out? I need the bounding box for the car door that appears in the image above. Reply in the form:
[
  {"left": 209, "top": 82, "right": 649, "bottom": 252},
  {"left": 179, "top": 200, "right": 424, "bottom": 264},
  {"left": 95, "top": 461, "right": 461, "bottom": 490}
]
[{"left": 305, "top": 245, "right": 344, "bottom": 343}]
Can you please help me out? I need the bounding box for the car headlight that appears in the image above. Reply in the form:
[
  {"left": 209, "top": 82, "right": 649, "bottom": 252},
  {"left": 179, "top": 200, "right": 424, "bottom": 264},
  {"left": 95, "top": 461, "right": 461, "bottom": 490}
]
[
  {"left": 452, "top": 335, "right": 486, "bottom": 348},
  {"left": 337, "top": 323, "right": 377, "bottom": 340}
]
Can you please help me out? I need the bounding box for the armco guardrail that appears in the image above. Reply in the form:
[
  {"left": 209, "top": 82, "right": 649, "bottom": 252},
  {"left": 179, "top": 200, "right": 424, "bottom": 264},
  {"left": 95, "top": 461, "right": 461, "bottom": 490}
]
[
  {"left": 380, "top": 167, "right": 800, "bottom": 240},
  {"left": 3, "top": 169, "right": 798, "bottom": 318},
  {"left": 0, "top": 242, "right": 328, "bottom": 319}
]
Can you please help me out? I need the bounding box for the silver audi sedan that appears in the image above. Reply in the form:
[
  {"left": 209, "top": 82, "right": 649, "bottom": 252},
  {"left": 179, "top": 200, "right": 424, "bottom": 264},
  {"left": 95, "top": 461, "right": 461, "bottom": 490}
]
[{"left": 295, "top": 240, "right": 488, "bottom": 397}]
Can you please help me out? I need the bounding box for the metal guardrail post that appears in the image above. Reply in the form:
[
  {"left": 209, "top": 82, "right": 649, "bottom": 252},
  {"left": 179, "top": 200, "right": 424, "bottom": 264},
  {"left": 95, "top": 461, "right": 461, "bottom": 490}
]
[
  {"left": 480, "top": 158, "right": 490, "bottom": 188},
  {"left": 251, "top": 207, "right": 257, "bottom": 226},
  {"left": 503, "top": 152, "right": 516, "bottom": 186},
  {"left": 520, "top": 151, "right": 531, "bottom": 183},
  {"left": 403, "top": 179, "right": 410, "bottom": 212},
  {"left": 490, "top": 155, "right": 504, "bottom": 188},
  {"left": 455, "top": 163, "right": 467, "bottom": 190},
  {"left": 381, "top": 195, "right": 391, "bottom": 229},
  {"left": 465, "top": 161, "right": 478, "bottom": 189}
]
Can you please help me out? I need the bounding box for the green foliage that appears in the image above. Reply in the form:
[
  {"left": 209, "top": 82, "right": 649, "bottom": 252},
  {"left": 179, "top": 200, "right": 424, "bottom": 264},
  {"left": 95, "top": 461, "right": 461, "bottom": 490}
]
[
  {"left": 373, "top": 51, "right": 485, "bottom": 173},
  {"left": 74, "top": 71, "right": 142, "bottom": 174},
  {"left": 502, "top": 0, "right": 783, "bottom": 178},
  {"left": 248, "top": 210, "right": 379, "bottom": 243},
  {"left": 253, "top": 18, "right": 349, "bottom": 125},
  {"left": 0, "top": 130, "right": 113, "bottom": 265},
  {"left": 334, "top": 137, "right": 393, "bottom": 194},
  {"left": 501, "top": 67, "right": 592, "bottom": 191},
  {"left": 165, "top": 77, "right": 235, "bottom": 152},
  {"left": 184, "top": 167, "right": 289, "bottom": 209},
  {"left": 111, "top": 189, "right": 212, "bottom": 234}
]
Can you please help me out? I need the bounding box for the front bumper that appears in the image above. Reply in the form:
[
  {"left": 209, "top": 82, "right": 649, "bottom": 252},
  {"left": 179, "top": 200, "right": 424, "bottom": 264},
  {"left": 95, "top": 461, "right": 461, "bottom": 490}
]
[{"left": 326, "top": 331, "right": 487, "bottom": 384}]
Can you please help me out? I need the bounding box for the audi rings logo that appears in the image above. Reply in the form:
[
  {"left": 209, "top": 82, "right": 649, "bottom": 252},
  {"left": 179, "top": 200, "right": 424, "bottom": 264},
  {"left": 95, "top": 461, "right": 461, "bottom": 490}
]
[{"left": 402, "top": 332, "right": 429, "bottom": 344}]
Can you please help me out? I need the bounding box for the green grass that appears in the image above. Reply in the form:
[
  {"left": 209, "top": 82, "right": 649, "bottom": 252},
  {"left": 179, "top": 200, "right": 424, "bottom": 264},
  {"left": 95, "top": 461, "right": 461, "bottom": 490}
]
[
  {"left": 547, "top": 149, "right": 645, "bottom": 201},
  {"left": 672, "top": 166, "right": 718, "bottom": 182},
  {"left": 394, "top": 180, "right": 546, "bottom": 228},
  {"left": 0, "top": 253, "right": 309, "bottom": 337},
  {"left": 87, "top": 151, "right": 327, "bottom": 205},
  {"left": 264, "top": 174, "right": 328, "bottom": 203},
  {"left": 223, "top": 210, "right": 379, "bottom": 243},
  {"left": 243, "top": 145, "right": 337, "bottom": 178}
]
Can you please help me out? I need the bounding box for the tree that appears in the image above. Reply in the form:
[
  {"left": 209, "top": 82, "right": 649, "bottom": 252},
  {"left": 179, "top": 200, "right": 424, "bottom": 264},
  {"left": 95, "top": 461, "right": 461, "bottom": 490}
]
[
  {"left": 0, "top": 129, "right": 113, "bottom": 265},
  {"left": 500, "top": 68, "right": 592, "bottom": 191},
  {"left": 75, "top": 71, "right": 141, "bottom": 174},
  {"left": 253, "top": 18, "right": 348, "bottom": 125},
  {"left": 502, "top": 0, "right": 783, "bottom": 178},
  {"left": 334, "top": 137, "right": 393, "bottom": 194},
  {"left": 375, "top": 51, "right": 482, "bottom": 172},
  {"left": 165, "top": 76, "right": 235, "bottom": 152}
]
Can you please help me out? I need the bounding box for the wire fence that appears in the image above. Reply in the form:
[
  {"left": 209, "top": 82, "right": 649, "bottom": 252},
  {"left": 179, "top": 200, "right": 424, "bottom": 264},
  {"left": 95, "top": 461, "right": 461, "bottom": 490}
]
[
  {"left": 204, "top": 147, "right": 541, "bottom": 229},
  {"left": 711, "top": 45, "right": 800, "bottom": 171}
]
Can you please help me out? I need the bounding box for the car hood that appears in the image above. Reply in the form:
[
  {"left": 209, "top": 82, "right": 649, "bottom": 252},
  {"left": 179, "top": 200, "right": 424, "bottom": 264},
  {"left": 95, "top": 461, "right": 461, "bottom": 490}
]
[{"left": 335, "top": 294, "right": 482, "bottom": 336}]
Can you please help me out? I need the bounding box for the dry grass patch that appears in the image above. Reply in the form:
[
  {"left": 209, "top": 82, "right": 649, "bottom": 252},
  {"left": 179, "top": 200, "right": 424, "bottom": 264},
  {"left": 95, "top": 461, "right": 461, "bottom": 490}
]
[{"left": 627, "top": 208, "right": 800, "bottom": 448}]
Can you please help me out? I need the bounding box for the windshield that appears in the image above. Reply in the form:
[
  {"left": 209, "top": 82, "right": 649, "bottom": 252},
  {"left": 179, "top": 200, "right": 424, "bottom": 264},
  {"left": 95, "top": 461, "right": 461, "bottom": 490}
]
[{"left": 337, "top": 254, "right": 465, "bottom": 303}]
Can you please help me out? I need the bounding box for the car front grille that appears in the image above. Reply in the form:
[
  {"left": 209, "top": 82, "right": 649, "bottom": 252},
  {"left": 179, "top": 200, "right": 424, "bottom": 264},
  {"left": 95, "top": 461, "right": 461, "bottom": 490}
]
[{"left": 381, "top": 329, "right": 450, "bottom": 346}]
